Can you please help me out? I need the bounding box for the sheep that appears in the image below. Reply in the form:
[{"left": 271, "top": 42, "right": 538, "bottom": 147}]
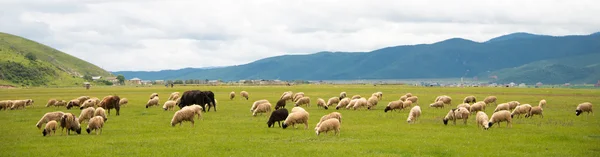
[
  {"left": 526, "top": 105, "right": 543, "bottom": 118},
  {"left": 80, "top": 99, "right": 97, "bottom": 109},
  {"left": 507, "top": 101, "right": 520, "bottom": 110},
  {"left": 457, "top": 103, "right": 470, "bottom": 110},
  {"left": 275, "top": 99, "right": 287, "bottom": 110},
  {"left": 576, "top": 102, "right": 593, "bottom": 116},
  {"left": 253, "top": 102, "right": 272, "bottom": 116},
  {"left": 119, "top": 98, "right": 129, "bottom": 107},
  {"left": 94, "top": 107, "right": 108, "bottom": 122},
  {"left": 335, "top": 98, "right": 350, "bottom": 110},
  {"left": 488, "top": 110, "right": 512, "bottom": 128},
  {"left": 280, "top": 91, "right": 293, "bottom": 102},
  {"left": 0, "top": 100, "right": 13, "bottom": 110},
  {"left": 339, "top": 92, "right": 347, "bottom": 100},
  {"left": 399, "top": 95, "right": 408, "bottom": 101},
  {"left": 229, "top": 91, "right": 235, "bottom": 100},
  {"left": 291, "top": 106, "right": 306, "bottom": 113},
  {"left": 240, "top": 91, "right": 249, "bottom": 100},
  {"left": 407, "top": 106, "right": 421, "bottom": 124},
  {"left": 366, "top": 96, "right": 379, "bottom": 109},
  {"left": 402, "top": 100, "right": 413, "bottom": 109},
  {"left": 476, "top": 111, "right": 490, "bottom": 130},
  {"left": 352, "top": 98, "right": 368, "bottom": 110},
  {"left": 443, "top": 107, "right": 470, "bottom": 125},
  {"left": 35, "top": 111, "right": 66, "bottom": 129},
  {"left": 42, "top": 120, "right": 58, "bottom": 136},
  {"left": 406, "top": 96, "right": 419, "bottom": 105},
  {"left": 10, "top": 100, "right": 28, "bottom": 110},
  {"left": 429, "top": 101, "right": 445, "bottom": 108},
  {"left": 145, "top": 96, "right": 160, "bottom": 108},
  {"left": 371, "top": 93, "right": 380, "bottom": 100},
  {"left": 436, "top": 96, "right": 451, "bottom": 106},
  {"left": 316, "top": 98, "right": 328, "bottom": 109},
  {"left": 484, "top": 96, "right": 497, "bottom": 106},
  {"left": 66, "top": 99, "right": 80, "bottom": 110},
  {"left": 282, "top": 110, "right": 309, "bottom": 129},
  {"left": 267, "top": 108, "right": 289, "bottom": 128},
  {"left": 295, "top": 97, "right": 311, "bottom": 107},
  {"left": 89, "top": 97, "right": 101, "bottom": 106},
  {"left": 78, "top": 107, "right": 96, "bottom": 124},
  {"left": 494, "top": 103, "right": 510, "bottom": 113},
  {"left": 182, "top": 105, "right": 204, "bottom": 119},
  {"left": 251, "top": 100, "right": 269, "bottom": 112},
  {"left": 171, "top": 107, "right": 197, "bottom": 127},
  {"left": 162, "top": 100, "right": 177, "bottom": 111},
  {"left": 463, "top": 96, "right": 476, "bottom": 104},
  {"left": 405, "top": 93, "right": 413, "bottom": 98},
  {"left": 470, "top": 101, "right": 486, "bottom": 114},
  {"left": 168, "top": 92, "right": 180, "bottom": 101},
  {"left": 511, "top": 104, "right": 532, "bottom": 118},
  {"left": 292, "top": 92, "right": 305, "bottom": 102},
  {"left": 384, "top": 100, "right": 404, "bottom": 112},
  {"left": 60, "top": 113, "right": 82, "bottom": 135},
  {"left": 346, "top": 99, "right": 358, "bottom": 109},
  {"left": 315, "top": 112, "right": 342, "bottom": 129},
  {"left": 150, "top": 93, "right": 158, "bottom": 99},
  {"left": 539, "top": 99, "right": 547, "bottom": 108},
  {"left": 315, "top": 118, "right": 341, "bottom": 136},
  {"left": 54, "top": 100, "right": 66, "bottom": 107},
  {"left": 46, "top": 99, "right": 57, "bottom": 107},
  {"left": 351, "top": 95, "right": 361, "bottom": 100},
  {"left": 76, "top": 96, "right": 90, "bottom": 105},
  {"left": 326, "top": 97, "right": 340, "bottom": 107},
  {"left": 376, "top": 92, "right": 383, "bottom": 100},
  {"left": 99, "top": 95, "right": 121, "bottom": 116},
  {"left": 86, "top": 116, "right": 105, "bottom": 135},
  {"left": 22, "top": 99, "right": 34, "bottom": 108}
]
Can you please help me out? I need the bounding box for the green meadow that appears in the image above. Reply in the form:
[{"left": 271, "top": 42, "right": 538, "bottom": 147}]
[{"left": 0, "top": 85, "right": 598, "bottom": 157}]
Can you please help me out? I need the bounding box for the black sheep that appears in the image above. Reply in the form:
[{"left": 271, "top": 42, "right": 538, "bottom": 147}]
[
  {"left": 275, "top": 99, "right": 286, "bottom": 110},
  {"left": 267, "top": 108, "right": 289, "bottom": 128}
]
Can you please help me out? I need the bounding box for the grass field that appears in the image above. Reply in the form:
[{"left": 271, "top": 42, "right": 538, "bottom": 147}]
[{"left": 0, "top": 85, "right": 599, "bottom": 157}]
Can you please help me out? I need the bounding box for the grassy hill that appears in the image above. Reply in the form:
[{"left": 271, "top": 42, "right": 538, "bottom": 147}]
[{"left": 0, "top": 32, "right": 112, "bottom": 87}]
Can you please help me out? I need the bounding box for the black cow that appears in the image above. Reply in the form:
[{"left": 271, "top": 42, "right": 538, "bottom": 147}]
[{"left": 178, "top": 90, "right": 217, "bottom": 112}]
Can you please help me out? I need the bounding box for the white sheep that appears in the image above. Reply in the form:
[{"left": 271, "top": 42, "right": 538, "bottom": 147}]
[
  {"left": 86, "top": 116, "right": 105, "bottom": 135},
  {"left": 405, "top": 93, "right": 413, "bottom": 98},
  {"left": 436, "top": 96, "right": 452, "bottom": 106},
  {"left": 316, "top": 98, "right": 328, "bottom": 109},
  {"left": 315, "top": 118, "right": 340, "bottom": 136},
  {"left": 282, "top": 110, "right": 309, "bottom": 129},
  {"left": 339, "top": 92, "right": 347, "bottom": 100},
  {"left": 327, "top": 97, "right": 340, "bottom": 107},
  {"left": 494, "top": 103, "right": 510, "bottom": 112},
  {"left": 171, "top": 107, "right": 197, "bottom": 127},
  {"left": 80, "top": 99, "right": 96, "bottom": 109},
  {"left": 150, "top": 93, "right": 158, "bottom": 99},
  {"left": 54, "top": 100, "right": 67, "bottom": 107},
  {"left": 511, "top": 104, "right": 532, "bottom": 118},
  {"left": 292, "top": 92, "right": 305, "bottom": 102},
  {"left": 46, "top": 99, "right": 57, "bottom": 107},
  {"left": 78, "top": 107, "right": 96, "bottom": 124},
  {"left": 168, "top": 92, "right": 180, "bottom": 101},
  {"left": 384, "top": 100, "right": 404, "bottom": 112},
  {"left": 94, "top": 107, "right": 108, "bottom": 122},
  {"left": 162, "top": 100, "right": 177, "bottom": 111},
  {"left": 576, "top": 102, "right": 593, "bottom": 116},
  {"left": 280, "top": 91, "right": 293, "bottom": 102},
  {"left": 457, "top": 103, "right": 470, "bottom": 110},
  {"left": 484, "top": 96, "right": 497, "bottom": 106},
  {"left": 119, "top": 98, "right": 129, "bottom": 107},
  {"left": 251, "top": 99, "right": 270, "bottom": 112},
  {"left": 463, "top": 96, "right": 476, "bottom": 104},
  {"left": 182, "top": 104, "right": 204, "bottom": 120},
  {"left": 291, "top": 106, "right": 307, "bottom": 113},
  {"left": 10, "top": 100, "right": 28, "bottom": 110},
  {"left": 315, "top": 112, "right": 342, "bottom": 129},
  {"left": 351, "top": 95, "right": 361, "bottom": 100},
  {"left": 229, "top": 91, "right": 235, "bottom": 100},
  {"left": 539, "top": 99, "right": 547, "bottom": 108},
  {"left": 295, "top": 97, "right": 311, "bottom": 107},
  {"left": 476, "top": 111, "right": 490, "bottom": 130},
  {"left": 526, "top": 105, "right": 543, "bottom": 118},
  {"left": 253, "top": 102, "right": 272, "bottom": 116},
  {"left": 406, "top": 96, "right": 419, "bottom": 105},
  {"left": 352, "top": 98, "right": 368, "bottom": 110},
  {"left": 507, "top": 101, "right": 520, "bottom": 110},
  {"left": 42, "top": 120, "right": 58, "bottom": 136},
  {"left": 402, "top": 100, "right": 413, "bottom": 110},
  {"left": 407, "top": 106, "right": 421, "bottom": 124},
  {"left": 399, "top": 95, "right": 408, "bottom": 101},
  {"left": 240, "top": 91, "right": 249, "bottom": 100},
  {"left": 429, "top": 101, "right": 444, "bottom": 108},
  {"left": 60, "top": 113, "right": 81, "bottom": 135},
  {"left": 0, "top": 100, "right": 13, "bottom": 110},
  {"left": 470, "top": 101, "right": 486, "bottom": 114},
  {"left": 366, "top": 96, "right": 379, "bottom": 109},
  {"left": 335, "top": 98, "right": 350, "bottom": 110},
  {"left": 489, "top": 110, "right": 512, "bottom": 128},
  {"left": 443, "top": 107, "right": 470, "bottom": 125},
  {"left": 35, "top": 111, "right": 66, "bottom": 129},
  {"left": 145, "top": 96, "right": 160, "bottom": 108}
]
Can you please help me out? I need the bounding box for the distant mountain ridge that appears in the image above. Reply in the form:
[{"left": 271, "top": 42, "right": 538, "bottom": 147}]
[{"left": 112, "top": 32, "right": 600, "bottom": 84}]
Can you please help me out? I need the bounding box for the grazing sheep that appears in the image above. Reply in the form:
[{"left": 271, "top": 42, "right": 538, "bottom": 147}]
[
  {"left": 35, "top": 111, "right": 66, "bottom": 129},
  {"left": 576, "top": 102, "right": 593, "bottom": 116},
  {"left": 406, "top": 96, "right": 419, "bottom": 105},
  {"left": 405, "top": 93, "right": 413, "bottom": 98},
  {"left": 511, "top": 104, "right": 532, "bottom": 118},
  {"left": 275, "top": 99, "right": 287, "bottom": 110},
  {"left": 182, "top": 105, "right": 204, "bottom": 120},
  {"left": 251, "top": 100, "right": 270, "bottom": 112},
  {"left": 351, "top": 95, "right": 361, "bottom": 100},
  {"left": 476, "top": 111, "right": 490, "bottom": 130},
  {"left": 346, "top": 99, "right": 358, "bottom": 109},
  {"left": 54, "top": 100, "right": 66, "bottom": 107},
  {"left": 150, "top": 93, "right": 158, "bottom": 99},
  {"left": 86, "top": 116, "right": 105, "bottom": 135},
  {"left": 526, "top": 105, "right": 543, "bottom": 118},
  {"left": 42, "top": 120, "right": 58, "bottom": 136},
  {"left": 316, "top": 98, "right": 328, "bottom": 109},
  {"left": 292, "top": 93, "right": 305, "bottom": 102},
  {"left": 89, "top": 97, "right": 101, "bottom": 106},
  {"left": 429, "top": 101, "right": 445, "bottom": 108},
  {"left": 119, "top": 98, "right": 129, "bottom": 107},
  {"left": 436, "top": 96, "right": 451, "bottom": 106},
  {"left": 327, "top": 97, "right": 340, "bottom": 107},
  {"left": 494, "top": 103, "right": 510, "bottom": 113},
  {"left": 162, "top": 100, "right": 177, "bottom": 111},
  {"left": 171, "top": 107, "right": 197, "bottom": 127},
  {"left": 282, "top": 110, "right": 309, "bottom": 129},
  {"left": 10, "top": 100, "right": 28, "bottom": 110},
  {"left": 229, "top": 91, "right": 235, "bottom": 100},
  {"left": 295, "top": 97, "right": 311, "bottom": 107},
  {"left": 66, "top": 99, "right": 80, "bottom": 110},
  {"left": 399, "top": 95, "right": 408, "bottom": 101},
  {"left": 470, "top": 101, "right": 486, "bottom": 114},
  {"left": 291, "top": 107, "right": 306, "bottom": 113},
  {"left": 168, "top": 92, "right": 180, "bottom": 101},
  {"left": 443, "top": 107, "right": 470, "bottom": 125},
  {"left": 339, "top": 92, "right": 347, "bottom": 100},
  {"left": 463, "top": 96, "right": 476, "bottom": 104},
  {"left": 402, "top": 100, "right": 413, "bottom": 109},
  {"left": 335, "top": 98, "right": 350, "bottom": 110},
  {"left": 60, "top": 113, "right": 82, "bottom": 135},
  {"left": 0, "top": 100, "right": 13, "bottom": 110},
  {"left": 457, "top": 103, "right": 470, "bottom": 110},
  {"left": 384, "top": 100, "right": 403, "bottom": 112},
  {"left": 315, "top": 112, "right": 342, "bottom": 128},
  {"left": 80, "top": 99, "right": 97, "bottom": 109},
  {"left": 407, "top": 106, "right": 421, "bottom": 124},
  {"left": 539, "top": 99, "right": 547, "bottom": 108},
  {"left": 352, "top": 98, "right": 368, "bottom": 110},
  {"left": 507, "top": 101, "right": 520, "bottom": 110},
  {"left": 253, "top": 102, "right": 272, "bottom": 116},
  {"left": 78, "top": 107, "right": 96, "bottom": 124},
  {"left": 24, "top": 99, "right": 35, "bottom": 108},
  {"left": 366, "top": 96, "right": 379, "bottom": 109},
  {"left": 267, "top": 108, "right": 289, "bottom": 128},
  {"left": 94, "top": 107, "right": 107, "bottom": 122},
  {"left": 46, "top": 99, "right": 57, "bottom": 107},
  {"left": 315, "top": 118, "right": 340, "bottom": 136},
  {"left": 76, "top": 96, "right": 90, "bottom": 105},
  {"left": 145, "top": 97, "right": 160, "bottom": 108},
  {"left": 376, "top": 92, "right": 383, "bottom": 100},
  {"left": 484, "top": 96, "right": 497, "bottom": 106},
  {"left": 488, "top": 110, "right": 512, "bottom": 128},
  {"left": 280, "top": 91, "right": 293, "bottom": 102},
  {"left": 240, "top": 91, "right": 249, "bottom": 100}
]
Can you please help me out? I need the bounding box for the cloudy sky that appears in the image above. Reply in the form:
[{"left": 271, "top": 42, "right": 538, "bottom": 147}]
[{"left": 1, "top": 0, "right": 598, "bottom": 71}]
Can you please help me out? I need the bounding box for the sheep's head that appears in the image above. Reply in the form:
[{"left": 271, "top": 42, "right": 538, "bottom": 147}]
[
  {"left": 42, "top": 130, "right": 48, "bottom": 136},
  {"left": 75, "top": 128, "right": 82, "bottom": 134},
  {"left": 315, "top": 130, "right": 320, "bottom": 135},
  {"left": 163, "top": 108, "right": 168, "bottom": 111},
  {"left": 146, "top": 105, "right": 149, "bottom": 108},
  {"left": 335, "top": 106, "right": 340, "bottom": 110},
  {"left": 488, "top": 122, "right": 494, "bottom": 127},
  {"left": 86, "top": 128, "right": 91, "bottom": 134},
  {"left": 576, "top": 110, "right": 582, "bottom": 116},
  {"left": 282, "top": 123, "right": 288, "bottom": 129},
  {"left": 443, "top": 119, "right": 449, "bottom": 125},
  {"left": 384, "top": 106, "right": 391, "bottom": 112},
  {"left": 324, "top": 106, "right": 328, "bottom": 110},
  {"left": 267, "top": 121, "right": 274, "bottom": 128}
]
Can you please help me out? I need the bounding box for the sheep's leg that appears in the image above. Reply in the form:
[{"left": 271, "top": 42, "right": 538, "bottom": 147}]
[
  {"left": 304, "top": 123, "right": 308, "bottom": 130},
  {"left": 191, "top": 120, "right": 195, "bottom": 127}
]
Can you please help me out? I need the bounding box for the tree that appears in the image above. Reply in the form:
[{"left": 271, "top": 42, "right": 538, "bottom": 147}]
[
  {"left": 25, "top": 53, "right": 37, "bottom": 61},
  {"left": 116, "top": 75, "right": 125, "bottom": 85},
  {"left": 83, "top": 75, "right": 92, "bottom": 81}
]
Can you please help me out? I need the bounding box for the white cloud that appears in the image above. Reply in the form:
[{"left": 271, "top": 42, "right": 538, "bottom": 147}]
[{"left": 1, "top": 0, "right": 599, "bottom": 71}]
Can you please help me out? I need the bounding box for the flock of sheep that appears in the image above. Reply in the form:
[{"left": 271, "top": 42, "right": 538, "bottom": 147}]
[{"left": 0, "top": 89, "right": 595, "bottom": 137}]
